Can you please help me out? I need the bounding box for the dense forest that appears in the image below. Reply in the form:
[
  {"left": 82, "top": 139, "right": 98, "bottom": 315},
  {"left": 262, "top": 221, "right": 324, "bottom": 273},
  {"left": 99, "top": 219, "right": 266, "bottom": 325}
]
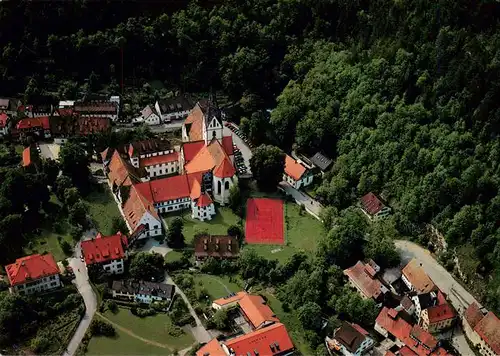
[{"left": 2, "top": 0, "right": 500, "bottom": 311}]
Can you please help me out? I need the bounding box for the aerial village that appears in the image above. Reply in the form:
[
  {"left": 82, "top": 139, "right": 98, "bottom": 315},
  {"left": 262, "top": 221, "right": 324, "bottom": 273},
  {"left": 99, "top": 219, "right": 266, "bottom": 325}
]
[{"left": 0, "top": 93, "right": 499, "bottom": 356}]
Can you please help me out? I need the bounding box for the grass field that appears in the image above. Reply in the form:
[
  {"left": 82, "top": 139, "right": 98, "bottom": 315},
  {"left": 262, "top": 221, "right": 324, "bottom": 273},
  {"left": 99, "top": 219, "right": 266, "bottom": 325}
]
[
  {"left": 102, "top": 308, "right": 194, "bottom": 347},
  {"left": 84, "top": 185, "right": 123, "bottom": 235},
  {"left": 164, "top": 250, "right": 183, "bottom": 263},
  {"left": 262, "top": 293, "right": 314, "bottom": 356},
  {"left": 245, "top": 202, "right": 323, "bottom": 264},
  {"left": 163, "top": 206, "right": 241, "bottom": 245},
  {"left": 86, "top": 328, "right": 170, "bottom": 356},
  {"left": 193, "top": 274, "right": 242, "bottom": 299},
  {"left": 25, "top": 229, "right": 73, "bottom": 262}
]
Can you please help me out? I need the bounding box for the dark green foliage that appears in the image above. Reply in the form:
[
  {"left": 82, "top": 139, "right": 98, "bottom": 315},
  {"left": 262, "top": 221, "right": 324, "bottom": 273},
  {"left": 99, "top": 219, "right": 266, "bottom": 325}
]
[
  {"left": 59, "top": 240, "right": 72, "bottom": 256},
  {"left": 129, "top": 252, "right": 165, "bottom": 282},
  {"left": 58, "top": 142, "right": 90, "bottom": 191},
  {"left": 111, "top": 216, "right": 129, "bottom": 235},
  {"left": 227, "top": 225, "right": 241, "bottom": 238},
  {"left": 212, "top": 308, "right": 229, "bottom": 330},
  {"left": 90, "top": 319, "right": 116, "bottom": 337},
  {"left": 167, "top": 217, "right": 185, "bottom": 248},
  {"left": 249, "top": 145, "right": 285, "bottom": 192}
]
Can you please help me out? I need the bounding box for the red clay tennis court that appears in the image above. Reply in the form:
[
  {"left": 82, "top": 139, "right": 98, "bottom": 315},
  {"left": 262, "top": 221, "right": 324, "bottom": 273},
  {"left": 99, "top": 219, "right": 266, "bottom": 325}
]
[{"left": 245, "top": 198, "right": 284, "bottom": 245}]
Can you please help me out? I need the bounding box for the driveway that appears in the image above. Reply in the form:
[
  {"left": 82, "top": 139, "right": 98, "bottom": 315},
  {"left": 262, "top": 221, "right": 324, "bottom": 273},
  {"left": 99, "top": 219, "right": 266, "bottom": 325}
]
[
  {"left": 279, "top": 181, "right": 322, "bottom": 219},
  {"left": 38, "top": 143, "right": 60, "bottom": 160},
  {"left": 137, "top": 238, "right": 172, "bottom": 256},
  {"left": 395, "top": 240, "right": 477, "bottom": 356},
  {"left": 165, "top": 274, "right": 212, "bottom": 344},
  {"left": 63, "top": 253, "right": 97, "bottom": 356},
  {"left": 223, "top": 123, "right": 252, "bottom": 176}
]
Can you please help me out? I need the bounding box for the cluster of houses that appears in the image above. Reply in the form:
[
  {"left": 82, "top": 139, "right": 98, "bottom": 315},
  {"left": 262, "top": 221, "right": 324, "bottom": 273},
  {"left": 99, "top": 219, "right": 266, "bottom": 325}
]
[
  {"left": 196, "top": 291, "right": 295, "bottom": 356},
  {"left": 0, "top": 96, "right": 118, "bottom": 143},
  {"left": 2, "top": 231, "right": 176, "bottom": 305},
  {"left": 133, "top": 95, "right": 194, "bottom": 125},
  {"left": 331, "top": 257, "right": 500, "bottom": 356}
]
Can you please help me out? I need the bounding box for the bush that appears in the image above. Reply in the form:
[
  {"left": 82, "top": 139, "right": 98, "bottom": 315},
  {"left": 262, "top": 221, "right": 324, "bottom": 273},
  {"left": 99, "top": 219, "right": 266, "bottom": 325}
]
[
  {"left": 166, "top": 323, "right": 185, "bottom": 337},
  {"left": 175, "top": 313, "right": 195, "bottom": 327},
  {"left": 131, "top": 307, "right": 157, "bottom": 317},
  {"left": 60, "top": 240, "right": 73, "bottom": 255},
  {"left": 107, "top": 300, "right": 118, "bottom": 314},
  {"left": 30, "top": 336, "right": 51, "bottom": 353},
  {"left": 90, "top": 319, "right": 116, "bottom": 337},
  {"left": 227, "top": 224, "right": 242, "bottom": 238}
]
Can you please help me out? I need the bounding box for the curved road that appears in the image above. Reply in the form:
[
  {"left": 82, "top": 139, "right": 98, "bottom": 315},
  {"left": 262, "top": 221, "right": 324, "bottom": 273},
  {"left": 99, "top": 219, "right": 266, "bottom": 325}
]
[
  {"left": 63, "top": 254, "right": 98, "bottom": 356},
  {"left": 395, "top": 240, "right": 477, "bottom": 356}
]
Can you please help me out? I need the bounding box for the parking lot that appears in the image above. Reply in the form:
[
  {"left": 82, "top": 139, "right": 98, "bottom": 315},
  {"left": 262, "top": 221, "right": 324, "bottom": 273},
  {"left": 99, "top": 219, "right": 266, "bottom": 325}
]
[{"left": 223, "top": 121, "right": 253, "bottom": 177}]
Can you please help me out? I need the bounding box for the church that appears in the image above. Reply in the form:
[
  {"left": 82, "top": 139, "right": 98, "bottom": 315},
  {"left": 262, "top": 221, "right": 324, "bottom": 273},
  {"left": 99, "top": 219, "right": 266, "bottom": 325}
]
[{"left": 102, "top": 99, "right": 238, "bottom": 241}]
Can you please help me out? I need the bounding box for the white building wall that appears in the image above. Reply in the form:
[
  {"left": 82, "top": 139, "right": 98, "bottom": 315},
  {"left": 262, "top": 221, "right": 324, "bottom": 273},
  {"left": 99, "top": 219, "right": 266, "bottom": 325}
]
[
  {"left": 145, "top": 113, "right": 160, "bottom": 126},
  {"left": 191, "top": 202, "right": 216, "bottom": 221},
  {"left": 155, "top": 197, "right": 191, "bottom": 214},
  {"left": 102, "top": 258, "right": 125, "bottom": 274},
  {"left": 13, "top": 274, "right": 61, "bottom": 295},
  {"left": 137, "top": 211, "right": 162, "bottom": 237},
  {"left": 203, "top": 117, "right": 223, "bottom": 144},
  {"left": 145, "top": 160, "right": 179, "bottom": 178},
  {"left": 213, "top": 176, "right": 236, "bottom": 205}
]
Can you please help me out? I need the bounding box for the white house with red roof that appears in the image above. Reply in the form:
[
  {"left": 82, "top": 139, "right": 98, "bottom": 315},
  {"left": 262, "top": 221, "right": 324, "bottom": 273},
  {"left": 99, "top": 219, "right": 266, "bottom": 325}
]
[
  {"left": 4, "top": 253, "right": 61, "bottom": 295},
  {"left": 463, "top": 303, "right": 500, "bottom": 356},
  {"left": 16, "top": 117, "right": 51, "bottom": 139},
  {"left": 360, "top": 192, "right": 391, "bottom": 220},
  {"left": 133, "top": 105, "right": 161, "bottom": 125},
  {"left": 283, "top": 154, "right": 313, "bottom": 190},
  {"left": 0, "top": 112, "right": 11, "bottom": 136},
  {"left": 127, "top": 139, "right": 179, "bottom": 179},
  {"left": 80, "top": 232, "right": 128, "bottom": 274}
]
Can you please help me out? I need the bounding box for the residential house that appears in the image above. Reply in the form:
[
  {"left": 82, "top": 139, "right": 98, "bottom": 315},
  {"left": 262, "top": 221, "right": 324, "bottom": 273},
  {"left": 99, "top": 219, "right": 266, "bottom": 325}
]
[
  {"left": 127, "top": 139, "right": 179, "bottom": 178},
  {"left": 212, "top": 291, "right": 279, "bottom": 330},
  {"left": 133, "top": 105, "right": 161, "bottom": 126},
  {"left": 411, "top": 291, "right": 438, "bottom": 321},
  {"left": 325, "top": 322, "right": 375, "bottom": 356},
  {"left": 5, "top": 253, "right": 61, "bottom": 295},
  {"left": 22, "top": 103, "right": 54, "bottom": 118},
  {"left": 121, "top": 185, "right": 163, "bottom": 239},
  {"left": 420, "top": 303, "right": 456, "bottom": 333},
  {"left": 74, "top": 101, "right": 118, "bottom": 121},
  {"left": 0, "top": 97, "right": 21, "bottom": 116},
  {"left": 182, "top": 99, "right": 224, "bottom": 144},
  {"left": 463, "top": 303, "right": 500, "bottom": 356},
  {"left": 360, "top": 192, "right": 391, "bottom": 220},
  {"left": 155, "top": 95, "right": 194, "bottom": 122},
  {"left": 375, "top": 307, "right": 451, "bottom": 356},
  {"left": 194, "top": 235, "right": 239, "bottom": 265},
  {"left": 50, "top": 116, "right": 111, "bottom": 144},
  {"left": 80, "top": 232, "right": 129, "bottom": 274},
  {"left": 58, "top": 100, "right": 75, "bottom": 109},
  {"left": 16, "top": 117, "right": 51, "bottom": 139},
  {"left": 399, "top": 296, "right": 416, "bottom": 315},
  {"left": 310, "top": 151, "right": 333, "bottom": 173},
  {"left": 343, "top": 260, "right": 388, "bottom": 301},
  {"left": 196, "top": 322, "right": 294, "bottom": 356},
  {"left": 0, "top": 113, "right": 11, "bottom": 136},
  {"left": 283, "top": 154, "right": 313, "bottom": 189},
  {"left": 402, "top": 259, "right": 436, "bottom": 294},
  {"left": 111, "top": 279, "right": 175, "bottom": 304}
]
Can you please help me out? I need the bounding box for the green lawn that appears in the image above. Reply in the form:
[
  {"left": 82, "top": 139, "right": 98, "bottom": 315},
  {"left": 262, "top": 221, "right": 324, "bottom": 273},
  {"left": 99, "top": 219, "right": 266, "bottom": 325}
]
[
  {"left": 102, "top": 308, "right": 194, "bottom": 348},
  {"left": 245, "top": 202, "right": 324, "bottom": 264},
  {"left": 86, "top": 328, "right": 170, "bottom": 356},
  {"left": 163, "top": 206, "right": 241, "bottom": 245},
  {"left": 25, "top": 230, "right": 73, "bottom": 262},
  {"left": 263, "top": 293, "right": 314, "bottom": 356},
  {"left": 165, "top": 250, "right": 184, "bottom": 263},
  {"left": 193, "top": 274, "right": 242, "bottom": 299},
  {"left": 84, "top": 185, "right": 123, "bottom": 235}
]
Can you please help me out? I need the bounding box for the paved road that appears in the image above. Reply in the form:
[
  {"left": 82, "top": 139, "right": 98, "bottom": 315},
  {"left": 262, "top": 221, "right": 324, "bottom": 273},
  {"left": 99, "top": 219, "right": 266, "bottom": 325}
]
[
  {"left": 395, "top": 240, "right": 477, "bottom": 356},
  {"left": 64, "top": 253, "right": 98, "bottom": 356},
  {"left": 279, "top": 181, "right": 322, "bottom": 219},
  {"left": 165, "top": 274, "right": 212, "bottom": 344}
]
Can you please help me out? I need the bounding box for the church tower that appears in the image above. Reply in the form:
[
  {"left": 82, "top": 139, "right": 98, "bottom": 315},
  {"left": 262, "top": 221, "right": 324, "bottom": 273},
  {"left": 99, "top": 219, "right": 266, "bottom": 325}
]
[{"left": 202, "top": 94, "right": 223, "bottom": 145}]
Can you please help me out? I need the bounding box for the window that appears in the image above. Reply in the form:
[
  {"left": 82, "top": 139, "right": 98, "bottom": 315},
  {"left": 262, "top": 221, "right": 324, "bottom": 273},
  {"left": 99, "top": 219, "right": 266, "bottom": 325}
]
[
  {"left": 225, "top": 181, "right": 230, "bottom": 190},
  {"left": 105, "top": 266, "right": 111, "bottom": 271},
  {"left": 217, "top": 181, "right": 221, "bottom": 194},
  {"left": 212, "top": 130, "right": 216, "bottom": 138}
]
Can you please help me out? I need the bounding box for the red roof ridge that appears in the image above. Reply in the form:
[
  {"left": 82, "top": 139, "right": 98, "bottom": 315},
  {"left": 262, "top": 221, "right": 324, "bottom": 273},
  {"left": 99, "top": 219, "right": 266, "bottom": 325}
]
[
  {"left": 5, "top": 253, "right": 59, "bottom": 286},
  {"left": 474, "top": 311, "right": 500, "bottom": 355},
  {"left": 284, "top": 154, "right": 306, "bottom": 181},
  {"left": 214, "top": 156, "right": 236, "bottom": 178},
  {"left": 196, "top": 192, "right": 213, "bottom": 207},
  {"left": 81, "top": 232, "right": 127, "bottom": 265}
]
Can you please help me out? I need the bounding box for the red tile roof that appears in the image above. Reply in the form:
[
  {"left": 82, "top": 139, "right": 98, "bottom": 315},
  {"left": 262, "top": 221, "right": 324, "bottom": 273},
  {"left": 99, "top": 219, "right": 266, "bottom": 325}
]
[
  {"left": 360, "top": 192, "right": 385, "bottom": 216},
  {"left": 184, "top": 104, "right": 204, "bottom": 141},
  {"left": 399, "top": 346, "right": 418, "bottom": 356},
  {"left": 238, "top": 294, "right": 279, "bottom": 329},
  {"left": 56, "top": 108, "right": 74, "bottom": 117},
  {"left": 214, "top": 156, "right": 236, "bottom": 178},
  {"left": 182, "top": 141, "right": 205, "bottom": 162},
  {"left": 284, "top": 154, "right": 306, "bottom": 181},
  {"left": 22, "top": 147, "right": 32, "bottom": 167},
  {"left": 474, "top": 312, "right": 500, "bottom": 355},
  {"left": 5, "top": 254, "right": 59, "bottom": 286},
  {"left": 185, "top": 139, "right": 234, "bottom": 174},
  {"left": 196, "top": 338, "right": 226, "bottom": 356},
  {"left": 222, "top": 135, "right": 234, "bottom": 156},
  {"left": 465, "top": 302, "right": 484, "bottom": 329},
  {"left": 128, "top": 139, "right": 172, "bottom": 157},
  {"left": 0, "top": 112, "right": 8, "bottom": 127},
  {"left": 402, "top": 259, "right": 436, "bottom": 294},
  {"left": 16, "top": 116, "right": 50, "bottom": 130},
  {"left": 375, "top": 307, "right": 446, "bottom": 356},
  {"left": 343, "top": 261, "right": 384, "bottom": 299},
  {"left": 108, "top": 150, "right": 143, "bottom": 187},
  {"left": 225, "top": 323, "right": 294, "bottom": 356},
  {"left": 74, "top": 102, "right": 116, "bottom": 113},
  {"left": 426, "top": 303, "right": 456, "bottom": 323},
  {"left": 139, "top": 152, "right": 178, "bottom": 168},
  {"left": 122, "top": 185, "right": 160, "bottom": 231},
  {"left": 50, "top": 117, "right": 110, "bottom": 137},
  {"left": 196, "top": 192, "right": 213, "bottom": 207},
  {"left": 436, "top": 290, "right": 447, "bottom": 305},
  {"left": 212, "top": 291, "right": 248, "bottom": 306},
  {"left": 81, "top": 232, "right": 128, "bottom": 265}
]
